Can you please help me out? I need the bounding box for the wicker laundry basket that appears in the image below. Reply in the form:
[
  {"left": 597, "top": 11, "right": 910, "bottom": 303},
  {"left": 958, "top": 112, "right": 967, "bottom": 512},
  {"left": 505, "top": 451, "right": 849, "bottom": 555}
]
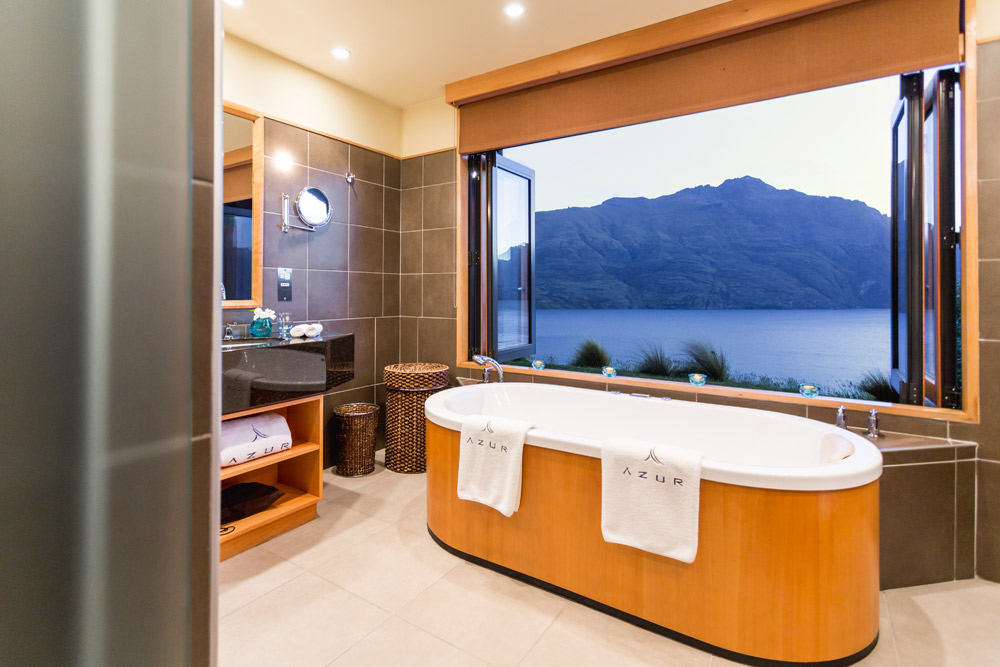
[
  {"left": 332, "top": 403, "right": 380, "bottom": 477},
  {"left": 383, "top": 363, "right": 450, "bottom": 473}
]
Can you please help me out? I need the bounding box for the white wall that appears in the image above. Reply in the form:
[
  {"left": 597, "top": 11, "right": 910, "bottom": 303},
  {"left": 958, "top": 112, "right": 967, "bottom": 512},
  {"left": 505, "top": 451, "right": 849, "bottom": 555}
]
[
  {"left": 981, "top": 0, "right": 1000, "bottom": 42},
  {"left": 401, "top": 98, "right": 457, "bottom": 156},
  {"left": 223, "top": 35, "right": 402, "bottom": 156}
]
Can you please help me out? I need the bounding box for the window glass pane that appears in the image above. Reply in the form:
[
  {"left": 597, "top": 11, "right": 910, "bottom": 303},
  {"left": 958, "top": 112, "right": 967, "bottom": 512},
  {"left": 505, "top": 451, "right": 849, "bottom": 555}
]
[
  {"left": 924, "top": 108, "right": 938, "bottom": 383},
  {"left": 894, "top": 106, "right": 909, "bottom": 378},
  {"left": 495, "top": 167, "right": 531, "bottom": 351}
]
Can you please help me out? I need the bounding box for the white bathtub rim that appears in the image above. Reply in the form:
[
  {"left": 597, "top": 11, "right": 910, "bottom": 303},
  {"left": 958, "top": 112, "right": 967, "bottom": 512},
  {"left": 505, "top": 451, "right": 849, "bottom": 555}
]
[{"left": 425, "top": 383, "right": 882, "bottom": 492}]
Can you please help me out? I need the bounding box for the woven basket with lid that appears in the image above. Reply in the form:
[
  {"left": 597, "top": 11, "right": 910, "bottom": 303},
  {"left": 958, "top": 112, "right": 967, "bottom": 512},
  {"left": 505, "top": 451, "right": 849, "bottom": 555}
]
[
  {"left": 383, "top": 363, "right": 449, "bottom": 473},
  {"left": 332, "top": 403, "right": 379, "bottom": 477}
]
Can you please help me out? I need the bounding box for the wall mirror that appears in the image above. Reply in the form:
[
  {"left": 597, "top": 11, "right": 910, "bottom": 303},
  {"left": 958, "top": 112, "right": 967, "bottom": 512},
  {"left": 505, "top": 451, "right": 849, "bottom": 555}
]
[
  {"left": 222, "top": 103, "right": 263, "bottom": 309},
  {"left": 295, "top": 187, "right": 333, "bottom": 227}
]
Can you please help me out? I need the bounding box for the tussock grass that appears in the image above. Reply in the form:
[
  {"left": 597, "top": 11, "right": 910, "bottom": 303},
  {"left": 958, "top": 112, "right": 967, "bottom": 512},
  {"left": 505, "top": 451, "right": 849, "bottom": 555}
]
[
  {"left": 857, "top": 369, "right": 895, "bottom": 402},
  {"left": 570, "top": 338, "right": 612, "bottom": 368},
  {"left": 680, "top": 340, "right": 729, "bottom": 381},
  {"left": 634, "top": 342, "right": 676, "bottom": 377}
]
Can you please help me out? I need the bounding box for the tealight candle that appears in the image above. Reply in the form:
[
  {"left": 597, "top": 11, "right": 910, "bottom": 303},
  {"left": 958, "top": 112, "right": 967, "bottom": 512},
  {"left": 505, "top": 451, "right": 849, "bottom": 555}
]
[
  {"left": 798, "top": 383, "right": 821, "bottom": 398},
  {"left": 602, "top": 366, "right": 617, "bottom": 378},
  {"left": 688, "top": 373, "right": 707, "bottom": 386},
  {"left": 531, "top": 359, "right": 545, "bottom": 370}
]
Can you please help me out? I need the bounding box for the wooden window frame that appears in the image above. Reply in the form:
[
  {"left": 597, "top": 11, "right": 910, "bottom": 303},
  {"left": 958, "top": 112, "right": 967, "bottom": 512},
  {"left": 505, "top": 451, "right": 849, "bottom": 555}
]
[{"left": 452, "top": 1, "right": 982, "bottom": 425}]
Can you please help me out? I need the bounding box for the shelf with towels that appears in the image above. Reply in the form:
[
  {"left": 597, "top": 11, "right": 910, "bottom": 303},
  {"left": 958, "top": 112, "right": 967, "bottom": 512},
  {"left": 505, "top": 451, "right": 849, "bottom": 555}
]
[{"left": 220, "top": 394, "right": 324, "bottom": 560}]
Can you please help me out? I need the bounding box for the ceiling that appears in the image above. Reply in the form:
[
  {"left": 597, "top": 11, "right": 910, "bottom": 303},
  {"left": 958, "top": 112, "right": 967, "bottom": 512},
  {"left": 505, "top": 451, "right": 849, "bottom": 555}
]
[{"left": 223, "top": 0, "right": 725, "bottom": 109}]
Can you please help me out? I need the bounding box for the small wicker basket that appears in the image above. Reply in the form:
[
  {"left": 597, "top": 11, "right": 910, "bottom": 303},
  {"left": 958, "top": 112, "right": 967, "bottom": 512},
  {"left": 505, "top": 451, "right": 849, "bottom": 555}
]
[
  {"left": 383, "top": 363, "right": 450, "bottom": 473},
  {"left": 332, "top": 402, "right": 380, "bottom": 477}
]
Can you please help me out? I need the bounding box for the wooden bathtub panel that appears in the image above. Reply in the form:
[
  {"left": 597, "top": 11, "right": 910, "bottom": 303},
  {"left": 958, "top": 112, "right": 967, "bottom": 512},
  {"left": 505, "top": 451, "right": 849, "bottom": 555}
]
[{"left": 426, "top": 421, "right": 879, "bottom": 664}]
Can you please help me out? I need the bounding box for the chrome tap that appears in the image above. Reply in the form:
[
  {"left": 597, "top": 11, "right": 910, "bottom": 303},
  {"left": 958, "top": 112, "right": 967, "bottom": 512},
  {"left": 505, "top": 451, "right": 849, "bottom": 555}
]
[
  {"left": 836, "top": 405, "right": 847, "bottom": 429},
  {"left": 472, "top": 355, "right": 504, "bottom": 383},
  {"left": 867, "top": 409, "right": 883, "bottom": 438}
]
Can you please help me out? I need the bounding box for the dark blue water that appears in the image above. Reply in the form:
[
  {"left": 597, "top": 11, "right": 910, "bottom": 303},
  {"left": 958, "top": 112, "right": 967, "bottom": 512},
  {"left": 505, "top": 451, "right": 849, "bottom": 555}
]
[{"left": 534, "top": 308, "right": 889, "bottom": 389}]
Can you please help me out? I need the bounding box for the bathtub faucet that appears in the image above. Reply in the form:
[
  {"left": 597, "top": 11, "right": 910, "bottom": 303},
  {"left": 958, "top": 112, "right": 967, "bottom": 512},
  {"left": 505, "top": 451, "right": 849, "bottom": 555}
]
[{"left": 472, "top": 355, "right": 504, "bottom": 383}]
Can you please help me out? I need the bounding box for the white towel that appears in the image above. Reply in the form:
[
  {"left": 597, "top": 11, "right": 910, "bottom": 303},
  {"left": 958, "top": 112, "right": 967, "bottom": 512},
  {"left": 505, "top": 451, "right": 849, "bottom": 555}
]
[
  {"left": 289, "top": 324, "right": 309, "bottom": 338},
  {"left": 304, "top": 323, "right": 323, "bottom": 337},
  {"left": 601, "top": 438, "right": 703, "bottom": 563},
  {"left": 457, "top": 414, "right": 532, "bottom": 517},
  {"left": 220, "top": 412, "right": 293, "bottom": 468}
]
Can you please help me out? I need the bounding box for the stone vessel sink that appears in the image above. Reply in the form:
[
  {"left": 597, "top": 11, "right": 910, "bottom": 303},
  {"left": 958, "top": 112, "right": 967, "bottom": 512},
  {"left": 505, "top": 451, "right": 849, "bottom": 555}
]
[{"left": 221, "top": 332, "right": 354, "bottom": 415}]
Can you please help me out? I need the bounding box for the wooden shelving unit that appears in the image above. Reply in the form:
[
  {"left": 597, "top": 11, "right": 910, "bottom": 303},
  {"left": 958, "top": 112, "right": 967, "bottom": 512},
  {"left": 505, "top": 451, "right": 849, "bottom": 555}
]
[{"left": 220, "top": 395, "right": 324, "bottom": 560}]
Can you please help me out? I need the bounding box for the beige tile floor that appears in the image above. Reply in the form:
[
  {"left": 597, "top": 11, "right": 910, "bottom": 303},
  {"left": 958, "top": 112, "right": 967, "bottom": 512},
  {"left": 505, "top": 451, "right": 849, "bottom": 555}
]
[{"left": 220, "top": 454, "right": 1000, "bottom": 667}]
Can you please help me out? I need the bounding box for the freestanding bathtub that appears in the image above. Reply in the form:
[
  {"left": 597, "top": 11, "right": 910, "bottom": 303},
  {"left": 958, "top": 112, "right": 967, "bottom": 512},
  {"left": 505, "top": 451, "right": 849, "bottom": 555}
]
[{"left": 424, "top": 383, "right": 882, "bottom": 666}]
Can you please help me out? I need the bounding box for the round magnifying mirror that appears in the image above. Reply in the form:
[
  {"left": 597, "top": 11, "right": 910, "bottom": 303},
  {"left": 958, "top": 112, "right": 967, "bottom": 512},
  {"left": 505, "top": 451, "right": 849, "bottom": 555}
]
[{"left": 295, "top": 187, "right": 333, "bottom": 228}]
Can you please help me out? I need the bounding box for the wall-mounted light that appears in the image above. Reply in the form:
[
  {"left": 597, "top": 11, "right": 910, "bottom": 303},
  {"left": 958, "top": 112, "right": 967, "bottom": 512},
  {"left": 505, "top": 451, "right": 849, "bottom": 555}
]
[
  {"left": 222, "top": 0, "right": 244, "bottom": 7},
  {"left": 275, "top": 153, "right": 293, "bottom": 171},
  {"left": 504, "top": 3, "right": 525, "bottom": 18},
  {"left": 331, "top": 47, "right": 351, "bottom": 60}
]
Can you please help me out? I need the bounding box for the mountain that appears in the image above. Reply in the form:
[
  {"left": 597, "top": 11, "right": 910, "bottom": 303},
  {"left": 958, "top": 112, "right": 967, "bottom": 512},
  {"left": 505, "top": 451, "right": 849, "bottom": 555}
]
[{"left": 523, "top": 176, "right": 890, "bottom": 310}]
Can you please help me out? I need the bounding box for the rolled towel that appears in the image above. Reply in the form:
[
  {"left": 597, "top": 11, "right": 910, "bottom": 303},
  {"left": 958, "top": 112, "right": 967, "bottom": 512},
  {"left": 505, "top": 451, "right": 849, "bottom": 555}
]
[
  {"left": 220, "top": 412, "right": 292, "bottom": 468},
  {"left": 304, "top": 323, "right": 323, "bottom": 338},
  {"left": 289, "top": 324, "right": 309, "bottom": 338}
]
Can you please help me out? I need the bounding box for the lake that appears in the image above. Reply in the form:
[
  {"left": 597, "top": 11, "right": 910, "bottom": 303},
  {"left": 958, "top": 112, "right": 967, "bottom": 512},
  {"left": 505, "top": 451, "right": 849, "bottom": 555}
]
[{"left": 534, "top": 308, "right": 889, "bottom": 389}]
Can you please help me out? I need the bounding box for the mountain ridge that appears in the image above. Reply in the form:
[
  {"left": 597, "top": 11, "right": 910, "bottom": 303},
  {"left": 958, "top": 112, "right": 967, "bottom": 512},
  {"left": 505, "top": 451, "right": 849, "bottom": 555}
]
[{"left": 516, "top": 176, "right": 890, "bottom": 310}]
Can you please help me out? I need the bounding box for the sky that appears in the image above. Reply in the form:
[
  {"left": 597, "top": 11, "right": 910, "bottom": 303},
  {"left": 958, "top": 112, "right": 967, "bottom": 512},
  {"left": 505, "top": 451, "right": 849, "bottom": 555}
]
[{"left": 504, "top": 75, "right": 902, "bottom": 216}]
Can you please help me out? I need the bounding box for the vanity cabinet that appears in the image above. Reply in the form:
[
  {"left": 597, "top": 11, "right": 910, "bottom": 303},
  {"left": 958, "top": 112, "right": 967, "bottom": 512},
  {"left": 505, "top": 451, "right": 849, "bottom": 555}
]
[{"left": 220, "top": 394, "right": 323, "bottom": 560}]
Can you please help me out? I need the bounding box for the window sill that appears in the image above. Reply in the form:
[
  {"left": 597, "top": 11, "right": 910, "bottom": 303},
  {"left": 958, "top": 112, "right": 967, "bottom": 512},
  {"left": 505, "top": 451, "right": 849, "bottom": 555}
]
[{"left": 456, "top": 361, "right": 978, "bottom": 424}]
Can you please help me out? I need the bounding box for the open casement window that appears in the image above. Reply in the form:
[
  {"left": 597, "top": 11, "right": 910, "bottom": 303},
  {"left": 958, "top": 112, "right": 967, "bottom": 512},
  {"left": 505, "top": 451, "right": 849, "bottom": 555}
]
[
  {"left": 485, "top": 152, "right": 536, "bottom": 363},
  {"left": 922, "top": 69, "right": 961, "bottom": 408},
  {"left": 890, "top": 69, "right": 961, "bottom": 408}
]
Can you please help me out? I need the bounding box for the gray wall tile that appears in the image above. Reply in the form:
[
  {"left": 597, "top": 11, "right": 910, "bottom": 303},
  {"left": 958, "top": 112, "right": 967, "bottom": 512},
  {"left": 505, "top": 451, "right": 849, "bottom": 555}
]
[
  {"left": 422, "top": 274, "right": 456, "bottom": 319},
  {"left": 401, "top": 231, "right": 422, "bottom": 273},
  {"left": 263, "top": 119, "right": 307, "bottom": 164},
  {"left": 307, "top": 270, "right": 348, "bottom": 321},
  {"left": 384, "top": 231, "right": 400, "bottom": 275},
  {"left": 383, "top": 274, "right": 400, "bottom": 316},
  {"left": 400, "top": 317, "right": 419, "bottom": 363},
  {"left": 979, "top": 40, "right": 1000, "bottom": 101},
  {"left": 348, "top": 273, "right": 382, "bottom": 318},
  {"left": 384, "top": 187, "right": 401, "bottom": 232},
  {"left": 375, "top": 317, "right": 400, "bottom": 379},
  {"left": 322, "top": 318, "right": 375, "bottom": 390},
  {"left": 309, "top": 134, "right": 349, "bottom": 175},
  {"left": 979, "top": 460, "right": 1000, "bottom": 581},
  {"left": 422, "top": 229, "right": 455, "bottom": 273},
  {"left": 263, "top": 158, "right": 307, "bottom": 214},
  {"left": 423, "top": 183, "right": 456, "bottom": 229},
  {"left": 979, "top": 178, "right": 1000, "bottom": 260},
  {"left": 979, "top": 98, "right": 1000, "bottom": 181},
  {"left": 308, "top": 221, "right": 349, "bottom": 271},
  {"left": 956, "top": 460, "right": 976, "bottom": 580},
  {"left": 401, "top": 188, "right": 422, "bottom": 231},
  {"left": 880, "top": 462, "right": 956, "bottom": 589},
  {"left": 418, "top": 317, "right": 457, "bottom": 368},
  {"left": 348, "top": 225, "right": 383, "bottom": 273},
  {"left": 400, "top": 275, "right": 422, "bottom": 316},
  {"left": 262, "top": 212, "right": 307, "bottom": 269},
  {"left": 348, "top": 181, "right": 383, "bottom": 228},
  {"left": 980, "top": 260, "right": 1000, "bottom": 340},
  {"left": 401, "top": 156, "right": 422, "bottom": 189},
  {"left": 423, "top": 149, "right": 456, "bottom": 186},
  {"left": 385, "top": 157, "right": 401, "bottom": 189},
  {"left": 350, "top": 145, "right": 384, "bottom": 185}
]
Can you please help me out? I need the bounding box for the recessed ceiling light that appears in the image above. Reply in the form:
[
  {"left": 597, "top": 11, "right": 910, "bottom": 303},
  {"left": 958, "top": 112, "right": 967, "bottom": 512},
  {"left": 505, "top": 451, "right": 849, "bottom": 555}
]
[
  {"left": 331, "top": 47, "right": 351, "bottom": 60},
  {"left": 222, "top": 0, "right": 243, "bottom": 7},
  {"left": 504, "top": 3, "right": 525, "bottom": 17}
]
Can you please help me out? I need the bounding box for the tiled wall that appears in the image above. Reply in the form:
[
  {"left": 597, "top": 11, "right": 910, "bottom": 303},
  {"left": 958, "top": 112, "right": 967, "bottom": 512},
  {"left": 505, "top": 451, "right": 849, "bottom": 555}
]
[
  {"left": 247, "top": 118, "right": 403, "bottom": 465},
  {"left": 970, "top": 38, "right": 1000, "bottom": 582},
  {"left": 398, "top": 150, "right": 460, "bottom": 372}
]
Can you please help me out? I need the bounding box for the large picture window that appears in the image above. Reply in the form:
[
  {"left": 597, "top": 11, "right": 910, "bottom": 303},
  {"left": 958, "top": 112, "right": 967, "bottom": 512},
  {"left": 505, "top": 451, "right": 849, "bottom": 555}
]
[{"left": 469, "top": 68, "right": 963, "bottom": 408}]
